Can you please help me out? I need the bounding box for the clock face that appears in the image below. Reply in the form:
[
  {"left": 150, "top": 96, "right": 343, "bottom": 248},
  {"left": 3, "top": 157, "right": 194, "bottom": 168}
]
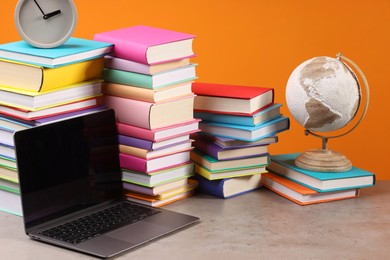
[{"left": 14, "top": 0, "right": 78, "bottom": 48}]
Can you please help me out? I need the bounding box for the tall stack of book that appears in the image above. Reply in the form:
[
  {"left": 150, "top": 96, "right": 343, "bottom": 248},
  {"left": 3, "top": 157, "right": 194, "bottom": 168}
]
[
  {"left": 94, "top": 25, "right": 200, "bottom": 207},
  {"left": 191, "top": 82, "right": 290, "bottom": 198},
  {"left": 262, "top": 153, "right": 376, "bottom": 205},
  {"left": 0, "top": 38, "right": 113, "bottom": 216}
]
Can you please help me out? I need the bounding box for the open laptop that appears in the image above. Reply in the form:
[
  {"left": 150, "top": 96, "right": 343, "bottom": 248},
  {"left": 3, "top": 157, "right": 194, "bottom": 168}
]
[{"left": 14, "top": 109, "right": 199, "bottom": 258}]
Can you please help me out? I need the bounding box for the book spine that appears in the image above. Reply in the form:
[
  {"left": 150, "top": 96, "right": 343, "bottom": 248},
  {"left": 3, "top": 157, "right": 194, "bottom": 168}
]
[
  {"left": 195, "top": 175, "right": 225, "bottom": 198},
  {"left": 103, "top": 95, "right": 152, "bottom": 128},
  {"left": 118, "top": 135, "right": 153, "bottom": 150},
  {"left": 117, "top": 122, "right": 155, "bottom": 141},
  {"left": 103, "top": 68, "right": 153, "bottom": 89},
  {"left": 104, "top": 56, "right": 151, "bottom": 74},
  {"left": 120, "top": 153, "right": 147, "bottom": 172},
  {"left": 102, "top": 82, "right": 156, "bottom": 103}
]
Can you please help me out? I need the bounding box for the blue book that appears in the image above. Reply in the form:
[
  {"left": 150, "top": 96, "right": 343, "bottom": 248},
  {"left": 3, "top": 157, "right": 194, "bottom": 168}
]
[
  {"left": 0, "top": 38, "right": 113, "bottom": 68},
  {"left": 195, "top": 174, "right": 263, "bottom": 199},
  {"left": 195, "top": 103, "right": 282, "bottom": 126},
  {"left": 267, "top": 153, "right": 376, "bottom": 192},
  {"left": 199, "top": 115, "right": 290, "bottom": 141}
]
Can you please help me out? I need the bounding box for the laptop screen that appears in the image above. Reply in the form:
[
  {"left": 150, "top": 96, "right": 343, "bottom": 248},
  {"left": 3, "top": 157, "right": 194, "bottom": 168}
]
[{"left": 14, "top": 109, "right": 122, "bottom": 230}]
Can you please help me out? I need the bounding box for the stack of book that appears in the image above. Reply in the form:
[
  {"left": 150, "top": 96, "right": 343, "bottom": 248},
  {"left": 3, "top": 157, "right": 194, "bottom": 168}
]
[
  {"left": 191, "top": 82, "right": 290, "bottom": 198},
  {"left": 0, "top": 38, "right": 113, "bottom": 216},
  {"left": 94, "top": 25, "right": 200, "bottom": 207},
  {"left": 262, "top": 153, "right": 376, "bottom": 205}
]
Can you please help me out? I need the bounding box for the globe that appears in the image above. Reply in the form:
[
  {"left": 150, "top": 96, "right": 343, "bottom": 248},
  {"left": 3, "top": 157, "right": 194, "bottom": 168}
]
[
  {"left": 285, "top": 54, "right": 369, "bottom": 172},
  {"left": 286, "top": 56, "right": 360, "bottom": 132}
]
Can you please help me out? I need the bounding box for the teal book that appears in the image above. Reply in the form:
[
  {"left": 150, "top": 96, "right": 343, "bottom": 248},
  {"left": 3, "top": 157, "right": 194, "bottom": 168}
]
[
  {"left": 267, "top": 153, "right": 376, "bottom": 192},
  {"left": 199, "top": 115, "right": 290, "bottom": 141},
  {"left": 0, "top": 38, "right": 113, "bottom": 68},
  {"left": 103, "top": 64, "right": 197, "bottom": 89},
  {"left": 195, "top": 103, "right": 282, "bottom": 126}
]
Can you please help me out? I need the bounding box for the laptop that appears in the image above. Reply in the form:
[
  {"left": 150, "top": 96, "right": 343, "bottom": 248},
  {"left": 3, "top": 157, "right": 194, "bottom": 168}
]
[{"left": 14, "top": 109, "right": 199, "bottom": 258}]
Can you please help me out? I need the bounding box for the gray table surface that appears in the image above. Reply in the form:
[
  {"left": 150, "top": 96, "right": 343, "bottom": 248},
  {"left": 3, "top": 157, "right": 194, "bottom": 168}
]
[{"left": 1, "top": 181, "right": 389, "bottom": 260}]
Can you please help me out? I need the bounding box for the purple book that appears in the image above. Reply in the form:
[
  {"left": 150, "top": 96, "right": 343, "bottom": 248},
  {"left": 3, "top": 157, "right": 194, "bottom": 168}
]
[
  {"left": 119, "top": 134, "right": 191, "bottom": 151},
  {"left": 193, "top": 133, "right": 269, "bottom": 161}
]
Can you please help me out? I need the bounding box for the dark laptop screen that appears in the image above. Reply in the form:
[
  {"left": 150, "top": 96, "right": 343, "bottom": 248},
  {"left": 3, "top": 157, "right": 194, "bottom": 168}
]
[{"left": 14, "top": 109, "right": 122, "bottom": 230}]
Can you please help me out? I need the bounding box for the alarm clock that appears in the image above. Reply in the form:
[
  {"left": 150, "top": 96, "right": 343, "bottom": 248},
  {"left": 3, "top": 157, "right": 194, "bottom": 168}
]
[{"left": 14, "top": 0, "right": 78, "bottom": 48}]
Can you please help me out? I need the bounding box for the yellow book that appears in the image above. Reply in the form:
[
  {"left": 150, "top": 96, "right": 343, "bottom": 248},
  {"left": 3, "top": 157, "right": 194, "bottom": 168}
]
[
  {"left": 195, "top": 164, "right": 267, "bottom": 180},
  {"left": 0, "top": 57, "right": 104, "bottom": 92}
]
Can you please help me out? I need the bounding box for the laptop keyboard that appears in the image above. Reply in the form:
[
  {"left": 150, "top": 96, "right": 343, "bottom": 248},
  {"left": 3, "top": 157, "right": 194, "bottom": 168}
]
[{"left": 38, "top": 202, "right": 161, "bottom": 245}]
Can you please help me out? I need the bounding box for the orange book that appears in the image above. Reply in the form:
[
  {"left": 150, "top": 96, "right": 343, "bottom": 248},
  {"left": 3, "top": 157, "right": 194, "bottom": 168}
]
[{"left": 261, "top": 172, "right": 359, "bottom": 206}]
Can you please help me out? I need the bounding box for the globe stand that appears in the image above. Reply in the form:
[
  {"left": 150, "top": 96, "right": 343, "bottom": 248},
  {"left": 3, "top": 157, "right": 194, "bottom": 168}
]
[{"left": 294, "top": 53, "right": 370, "bottom": 173}]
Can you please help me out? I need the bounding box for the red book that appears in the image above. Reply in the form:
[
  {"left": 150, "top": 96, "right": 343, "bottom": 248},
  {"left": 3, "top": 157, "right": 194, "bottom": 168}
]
[{"left": 192, "top": 82, "right": 274, "bottom": 115}]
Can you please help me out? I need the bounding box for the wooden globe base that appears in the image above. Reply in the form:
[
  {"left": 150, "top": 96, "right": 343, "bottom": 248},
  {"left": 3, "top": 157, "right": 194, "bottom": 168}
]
[{"left": 295, "top": 149, "right": 352, "bottom": 172}]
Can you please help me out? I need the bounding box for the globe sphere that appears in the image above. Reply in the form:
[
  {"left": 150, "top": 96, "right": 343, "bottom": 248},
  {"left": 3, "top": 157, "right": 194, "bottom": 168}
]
[{"left": 286, "top": 56, "right": 360, "bottom": 132}]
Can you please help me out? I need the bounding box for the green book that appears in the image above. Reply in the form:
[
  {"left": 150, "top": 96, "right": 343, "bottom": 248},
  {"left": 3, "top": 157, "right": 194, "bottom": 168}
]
[
  {"left": 267, "top": 153, "right": 376, "bottom": 192},
  {"left": 103, "top": 64, "right": 197, "bottom": 89}
]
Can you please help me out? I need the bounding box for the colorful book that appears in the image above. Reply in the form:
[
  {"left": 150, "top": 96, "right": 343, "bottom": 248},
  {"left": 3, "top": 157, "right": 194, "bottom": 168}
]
[
  {"left": 0, "top": 37, "right": 113, "bottom": 68},
  {"left": 0, "top": 178, "right": 19, "bottom": 193},
  {"left": 199, "top": 116, "right": 290, "bottom": 141},
  {"left": 261, "top": 172, "right": 360, "bottom": 205},
  {"left": 123, "top": 178, "right": 189, "bottom": 196},
  {"left": 190, "top": 149, "right": 269, "bottom": 171},
  {"left": 120, "top": 151, "right": 191, "bottom": 173},
  {"left": 192, "top": 82, "right": 274, "bottom": 115},
  {"left": 267, "top": 153, "right": 376, "bottom": 192},
  {"left": 102, "top": 81, "right": 194, "bottom": 103},
  {"left": 0, "top": 57, "right": 104, "bottom": 92},
  {"left": 126, "top": 189, "right": 196, "bottom": 208},
  {"left": 205, "top": 135, "right": 278, "bottom": 149},
  {"left": 0, "top": 80, "right": 102, "bottom": 111},
  {"left": 104, "top": 56, "right": 191, "bottom": 75},
  {"left": 119, "top": 140, "right": 194, "bottom": 159},
  {"left": 122, "top": 163, "right": 195, "bottom": 187},
  {"left": 0, "top": 166, "right": 18, "bottom": 183},
  {"left": 195, "top": 103, "right": 282, "bottom": 126},
  {"left": 0, "top": 155, "right": 16, "bottom": 170},
  {"left": 125, "top": 179, "right": 198, "bottom": 207},
  {"left": 0, "top": 188, "right": 22, "bottom": 216},
  {"left": 0, "top": 97, "right": 100, "bottom": 120},
  {"left": 119, "top": 134, "right": 190, "bottom": 151},
  {"left": 117, "top": 119, "right": 200, "bottom": 142},
  {"left": 192, "top": 133, "right": 268, "bottom": 160},
  {"left": 104, "top": 95, "right": 195, "bottom": 129},
  {"left": 93, "top": 25, "right": 195, "bottom": 64},
  {"left": 195, "top": 174, "right": 263, "bottom": 199},
  {"left": 0, "top": 143, "right": 15, "bottom": 160},
  {"left": 195, "top": 164, "right": 267, "bottom": 180},
  {"left": 102, "top": 64, "right": 197, "bottom": 89}
]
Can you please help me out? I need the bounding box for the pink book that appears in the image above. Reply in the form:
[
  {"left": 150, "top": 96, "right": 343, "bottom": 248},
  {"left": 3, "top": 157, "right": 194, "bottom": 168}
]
[
  {"left": 117, "top": 119, "right": 200, "bottom": 142},
  {"left": 104, "top": 95, "right": 195, "bottom": 129},
  {"left": 119, "top": 151, "right": 192, "bottom": 173},
  {"left": 93, "top": 25, "right": 196, "bottom": 65}
]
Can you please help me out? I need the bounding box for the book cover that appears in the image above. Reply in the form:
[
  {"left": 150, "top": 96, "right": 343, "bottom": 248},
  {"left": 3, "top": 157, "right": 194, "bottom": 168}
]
[
  {"left": 94, "top": 25, "right": 195, "bottom": 64},
  {"left": 0, "top": 57, "right": 104, "bottom": 93},
  {"left": 199, "top": 116, "right": 290, "bottom": 141},
  {"left": 102, "top": 81, "right": 194, "bottom": 103},
  {"left": 122, "top": 163, "right": 195, "bottom": 187},
  {"left": 125, "top": 189, "right": 196, "bottom": 208},
  {"left": 267, "top": 153, "right": 376, "bottom": 192},
  {"left": 191, "top": 149, "right": 269, "bottom": 171},
  {"left": 195, "top": 174, "right": 263, "bottom": 199},
  {"left": 192, "top": 133, "right": 268, "bottom": 160},
  {"left": 261, "top": 172, "right": 360, "bottom": 205},
  {"left": 104, "top": 56, "right": 191, "bottom": 75},
  {"left": 117, "top": 119, "right": 200, "bottom": 142},
  {"left": 102, "top": 64, "right": 197, "bottom": 90},
  {"left": 0, "top": 37, "right": 113, "bottom": 68},
  {"left": 192, "top": 82, "right": 274, "bottom": 115},
  {"left": 194, "top": 103, "right": 282, "bottom": 126},
  {"left": 205, "top": 135, "right": 278, "bottom": 149},
  {"left": 120, "top": 151, "right": 191, "bottom": 173},
  {"left": 104, "top": 95, "right": 195, "bottom": 129}
]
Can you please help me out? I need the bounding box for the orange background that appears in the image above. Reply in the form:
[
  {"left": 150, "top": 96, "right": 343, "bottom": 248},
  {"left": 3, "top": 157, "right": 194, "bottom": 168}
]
[{"left": 1, "top": 0, "right": 389, "bottom": 179}]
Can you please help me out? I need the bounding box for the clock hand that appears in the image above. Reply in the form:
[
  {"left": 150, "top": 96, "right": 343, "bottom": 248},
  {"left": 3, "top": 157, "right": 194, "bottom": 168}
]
[
  {"left": 33, "top": 0, "right": 46, "bottom": 16},
  {"left": 44, "top": 10, "right": 62, "bottom": 20}
]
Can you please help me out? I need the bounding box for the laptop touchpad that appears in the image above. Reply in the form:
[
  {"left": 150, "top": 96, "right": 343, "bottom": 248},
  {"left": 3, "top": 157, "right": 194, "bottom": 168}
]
[{"left": 106, "top": 221, "right": 171, "bottom": 244}]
